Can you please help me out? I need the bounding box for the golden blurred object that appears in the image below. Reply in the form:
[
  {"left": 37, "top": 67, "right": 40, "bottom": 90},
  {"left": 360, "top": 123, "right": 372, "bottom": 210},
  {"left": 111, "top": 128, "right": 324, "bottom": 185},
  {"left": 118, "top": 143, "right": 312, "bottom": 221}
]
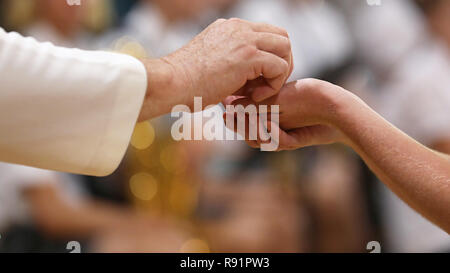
[
  {"left": 131, "top": 121, "right": 156, "bottom": 150},
  {"left": 135, "top": 148, "right": 159, "bottom": 169},
  {"left": 113, "top": 37, "right": 149, "bottom": 59},
  {"left": 169, "top": 178, "right": 198, "bottom": 217},
  {"left": 160, "top": 144, "right": 188, "bottom": 174},
  {"left": 180, "top": 238, "right": 210, "bottom": 253},
  {"left": 129, "top": 172, "right": 159, "bottom": 201},
  {"left": 3, "top": 0, "right": 35, "bottom": 29},
  {"left": 82, "top": 0, "right": 114, "bottom": 33},
  {"left": 125, "top": 117, "right": 202, "bottom": 246}
]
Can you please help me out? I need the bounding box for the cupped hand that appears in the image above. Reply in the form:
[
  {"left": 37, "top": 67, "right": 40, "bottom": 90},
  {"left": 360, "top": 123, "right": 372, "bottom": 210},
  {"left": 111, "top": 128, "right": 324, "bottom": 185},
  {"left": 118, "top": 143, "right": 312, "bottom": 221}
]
[
  {"left": 166, "top": 18, "right": 293, "bottom": 106},
  {"left": 140, "top": 18, "right": 293, "bottom": 120},
  {"left": 223, "top": 79, "right": 354, "bottom": 150}
]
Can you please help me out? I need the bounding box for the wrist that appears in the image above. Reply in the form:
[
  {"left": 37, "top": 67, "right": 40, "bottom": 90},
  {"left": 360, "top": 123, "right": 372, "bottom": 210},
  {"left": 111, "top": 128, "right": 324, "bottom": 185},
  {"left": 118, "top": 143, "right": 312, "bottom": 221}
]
[
  {"left": 138, "top": 58, "right": 185, "bottom": 121},
  {"left": 330, "top": 88, "right": 370, "bottom": 146}
]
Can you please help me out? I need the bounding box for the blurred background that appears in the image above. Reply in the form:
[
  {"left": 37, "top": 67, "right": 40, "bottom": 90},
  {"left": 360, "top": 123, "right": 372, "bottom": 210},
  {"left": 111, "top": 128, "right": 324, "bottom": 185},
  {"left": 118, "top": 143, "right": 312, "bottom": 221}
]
[{"left": 0, "top": 0, "right": 449, "bottom": 253}]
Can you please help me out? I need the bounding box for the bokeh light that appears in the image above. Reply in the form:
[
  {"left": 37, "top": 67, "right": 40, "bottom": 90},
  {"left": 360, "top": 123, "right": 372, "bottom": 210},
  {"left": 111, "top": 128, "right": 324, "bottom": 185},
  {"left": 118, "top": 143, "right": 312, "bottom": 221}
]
[
  {"left": 160, "top": 144, "right": 188, "bottom": 174},
  {"left": 180, "top": 238, "right": 210, "bottom": 253},
  {"left": 131, "top": 121, "right": 156, "bottom": 150},
  {"left": 129, "top": 172, "right": 158, "bottom": 201}
]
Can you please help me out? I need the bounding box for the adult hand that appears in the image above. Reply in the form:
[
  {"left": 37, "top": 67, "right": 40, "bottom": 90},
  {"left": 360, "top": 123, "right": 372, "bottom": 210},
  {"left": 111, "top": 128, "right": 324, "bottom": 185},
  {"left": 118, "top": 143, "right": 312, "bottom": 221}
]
[{"left": 139, "top": 18, "right": 293, "bottom": 121}]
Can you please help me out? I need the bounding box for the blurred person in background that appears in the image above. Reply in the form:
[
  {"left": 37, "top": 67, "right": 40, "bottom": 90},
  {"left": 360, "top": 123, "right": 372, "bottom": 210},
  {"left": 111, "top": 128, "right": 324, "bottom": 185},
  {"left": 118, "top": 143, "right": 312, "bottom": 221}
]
[
  {"left": 0, "top": 163, "right": 189, "bottom": 253},
  {"left": 415, "top": 0, "right": 450, "bottom": 154},
  {"left": 99, "top": 0, "right": 234, "bottom": 56},
  {"left": 3, "top": 0, "right": 114, "bottom": 46},
  {"left": 26, "top": 0, "right": 85, "bottom": 47}
]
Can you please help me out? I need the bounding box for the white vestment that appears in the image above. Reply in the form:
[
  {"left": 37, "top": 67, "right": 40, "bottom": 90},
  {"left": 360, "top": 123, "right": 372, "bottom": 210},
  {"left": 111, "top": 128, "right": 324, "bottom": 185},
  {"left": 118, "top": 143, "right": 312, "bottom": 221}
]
[{"left": 0, "top": 28, "right": 147, "bottom": 176}]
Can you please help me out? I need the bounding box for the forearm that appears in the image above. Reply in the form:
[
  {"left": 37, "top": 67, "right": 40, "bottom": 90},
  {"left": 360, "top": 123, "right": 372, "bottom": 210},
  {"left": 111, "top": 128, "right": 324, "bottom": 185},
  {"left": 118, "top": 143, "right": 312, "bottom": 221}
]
[{"left": 335, "top": 94, "right": 450, "bottom": 233}]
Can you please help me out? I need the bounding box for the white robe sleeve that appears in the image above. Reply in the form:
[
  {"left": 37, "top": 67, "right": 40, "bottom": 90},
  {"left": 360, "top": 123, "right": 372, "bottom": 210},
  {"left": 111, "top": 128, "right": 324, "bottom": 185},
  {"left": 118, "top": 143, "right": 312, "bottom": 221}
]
[{"left": 0, "top": 28, "right": 147, "bottom": 176}]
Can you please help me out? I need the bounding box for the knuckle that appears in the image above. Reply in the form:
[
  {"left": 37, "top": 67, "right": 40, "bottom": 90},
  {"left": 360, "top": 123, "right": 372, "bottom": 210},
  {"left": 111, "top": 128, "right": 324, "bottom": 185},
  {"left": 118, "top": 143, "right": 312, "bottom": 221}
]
[
  {"left": 224, "top": 18, "right": 240, "bottom": 28},
  {"left": 296, "top": 78, "right": 325, "bottom": 92},
  {"left": 286, "top": 38, "right": 292, "bottom": 51},
  {"left": 249, "top": 32, "right": 260, "bottom": 45},
  {"left": 274, "top": 58, "right": 289, "bottom": 74},
  {"left": 214, "top": 18, "right": 226, "bottom": 24},
  {"left": 281, "top": 59, "right": 289, "bottom": 71},
  {"left": 277, "top": 27, "right": 289, "bottom": 37},
  {"left": 228, "top": 18, "right": 250, "bottom": 29},
  {"left": 281, "top": 37, "right": 292, "bottom": 53},
  {"left": 240, "top": 45, "right": 258, "bottom": 59},
  {"left": 229, "top": 17, "right": 243, "bottom": 23}
]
